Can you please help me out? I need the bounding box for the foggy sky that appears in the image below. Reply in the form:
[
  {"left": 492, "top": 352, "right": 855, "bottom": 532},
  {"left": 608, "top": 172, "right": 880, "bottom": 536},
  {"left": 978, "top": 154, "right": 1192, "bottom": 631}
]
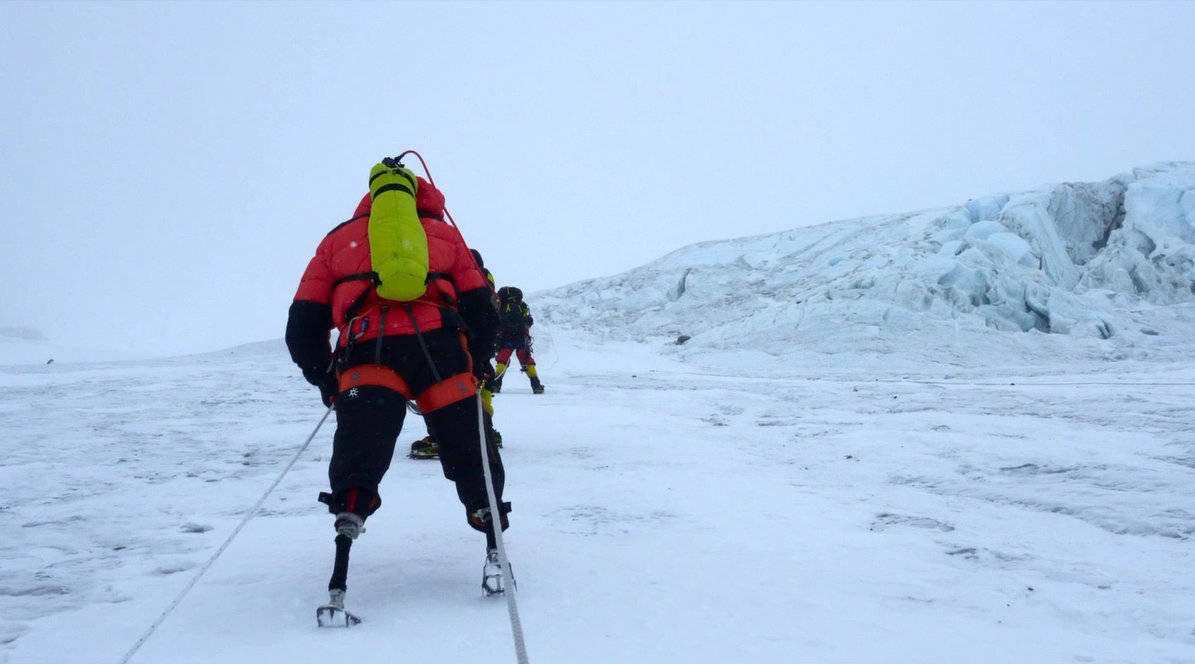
[{"left": 2, "top": 1, "right": 1193, "bottom": 356}]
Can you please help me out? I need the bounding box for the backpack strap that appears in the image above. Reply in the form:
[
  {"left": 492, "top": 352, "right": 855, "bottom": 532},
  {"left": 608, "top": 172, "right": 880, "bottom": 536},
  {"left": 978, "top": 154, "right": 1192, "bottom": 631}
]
[
  {"left": 334, "top": 271, "right": 381, "bottom": 323},
  {"left": 370, "top": 166, "right": 417, "bottom": 197},
  {"left": 332, "top": 271, "right": 380, "bottom": 289},
  {"left": 325, "top": 213, "right": 369, "bottom": 238},
  {"left": 425, "top": 271, "right": 458, "bottom": 307}
]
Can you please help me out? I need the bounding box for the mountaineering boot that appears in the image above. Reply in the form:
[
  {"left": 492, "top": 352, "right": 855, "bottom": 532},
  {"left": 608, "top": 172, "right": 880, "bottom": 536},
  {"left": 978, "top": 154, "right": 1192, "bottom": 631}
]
[
  {"left": 334, "top": 512, "right": 364, "bottom": 539},
  {"left": 525, "top": 365, "right": 544, "bottom": 394},
  {"left": 408, "top": 435, "right": 439, "bottom": 459},
  {"left": 489, "top": 362, "right": 507, "bottom": 393}
]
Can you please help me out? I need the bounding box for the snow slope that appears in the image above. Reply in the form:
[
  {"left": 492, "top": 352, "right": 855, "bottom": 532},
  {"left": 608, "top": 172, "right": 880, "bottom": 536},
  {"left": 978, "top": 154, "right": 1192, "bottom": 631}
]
[
  {"left": 4, "top": 164, "right": 1195, "bottom": 663},
  {"left": 2, "top": 336, "right": 1194, "bottom": 663},
  {"left": 537, "top": 162, "right": 1195, "bottom": 371}
]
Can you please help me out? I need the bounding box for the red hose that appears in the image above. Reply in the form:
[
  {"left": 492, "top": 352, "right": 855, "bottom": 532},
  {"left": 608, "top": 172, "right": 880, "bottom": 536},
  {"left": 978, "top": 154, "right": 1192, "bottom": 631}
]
[{"left": 395, "top": 150, "right": 459, "bottom": 229}]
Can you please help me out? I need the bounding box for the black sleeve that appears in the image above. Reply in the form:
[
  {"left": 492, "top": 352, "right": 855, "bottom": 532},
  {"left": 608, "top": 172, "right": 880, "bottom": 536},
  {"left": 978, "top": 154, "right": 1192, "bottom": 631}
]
[
  {"left": 458, "top": 287, "right": 498, "bottom": 360},
  {"left": 524, "top": 304, "right": 533, "bottom": 328},
  {"left": 286, "top": 300, "right": 334, "bottom": 384}
]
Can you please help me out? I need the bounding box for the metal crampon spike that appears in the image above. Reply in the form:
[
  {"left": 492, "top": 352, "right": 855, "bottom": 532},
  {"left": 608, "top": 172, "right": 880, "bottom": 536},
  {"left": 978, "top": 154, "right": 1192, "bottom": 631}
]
[{"left": 316, "top": 589, "right": 362, "bottom": 627}]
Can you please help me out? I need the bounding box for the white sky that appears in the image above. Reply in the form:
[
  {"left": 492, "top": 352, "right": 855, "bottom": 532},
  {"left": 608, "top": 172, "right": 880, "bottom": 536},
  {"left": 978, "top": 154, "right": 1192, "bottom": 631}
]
[{"left": 2, "top": 1, "right": 1193, "bottom": 356}]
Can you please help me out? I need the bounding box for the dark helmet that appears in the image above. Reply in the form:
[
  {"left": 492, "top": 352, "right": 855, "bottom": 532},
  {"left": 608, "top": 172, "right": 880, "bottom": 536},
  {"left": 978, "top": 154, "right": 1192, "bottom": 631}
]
[
  {"left": 470, "top": 249, "right": 484, "bottom": 268},
  {"left": 497, "top": 286, "right": 523, "bottom": 303}
]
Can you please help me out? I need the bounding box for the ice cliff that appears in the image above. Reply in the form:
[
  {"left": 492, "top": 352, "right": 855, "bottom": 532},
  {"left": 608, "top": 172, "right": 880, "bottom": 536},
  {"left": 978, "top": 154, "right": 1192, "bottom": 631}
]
[{"left": 536, "top": 162, "right": 1195, "bottom": 367}]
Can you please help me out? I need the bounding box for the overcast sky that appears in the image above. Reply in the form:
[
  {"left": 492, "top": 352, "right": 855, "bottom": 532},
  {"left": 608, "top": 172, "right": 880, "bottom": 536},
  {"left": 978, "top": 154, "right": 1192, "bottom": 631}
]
[{"left": 2, "top": 1, "right": 1193, "bottom": 356}]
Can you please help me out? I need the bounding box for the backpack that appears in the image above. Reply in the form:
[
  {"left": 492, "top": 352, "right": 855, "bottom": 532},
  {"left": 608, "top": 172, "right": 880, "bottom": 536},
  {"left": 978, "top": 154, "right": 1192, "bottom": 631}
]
[
  {"left": 497, "top": 286, "right": 523, "bottom": 304},
  {"left": 497, "top": 287, "right": 528, "bottom": 332},
  {"left": 368, "top": 160, "right": 428, "bottom": 301}
]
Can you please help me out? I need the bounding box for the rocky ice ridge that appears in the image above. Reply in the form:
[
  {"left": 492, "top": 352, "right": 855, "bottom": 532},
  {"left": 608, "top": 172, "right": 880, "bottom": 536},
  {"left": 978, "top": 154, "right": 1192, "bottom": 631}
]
[{"left": 536, "top": 162, "right": 1195, "bottom": 367}]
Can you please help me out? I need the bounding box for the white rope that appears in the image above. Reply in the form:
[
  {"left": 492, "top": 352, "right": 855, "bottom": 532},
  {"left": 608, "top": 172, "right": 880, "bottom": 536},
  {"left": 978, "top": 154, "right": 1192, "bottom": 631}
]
[
  {"left": 477, "top": 391, "right": 531, "bottom": 664},
  {"left": 119, "top": 404, "right": 335, "bottom": 664}
]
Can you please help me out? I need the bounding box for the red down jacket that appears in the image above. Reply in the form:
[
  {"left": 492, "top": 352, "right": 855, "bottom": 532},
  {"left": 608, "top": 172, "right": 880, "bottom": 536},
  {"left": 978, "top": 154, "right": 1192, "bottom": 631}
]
[{"left": 285, "top": 177, "right": 497, "bottom": 388}]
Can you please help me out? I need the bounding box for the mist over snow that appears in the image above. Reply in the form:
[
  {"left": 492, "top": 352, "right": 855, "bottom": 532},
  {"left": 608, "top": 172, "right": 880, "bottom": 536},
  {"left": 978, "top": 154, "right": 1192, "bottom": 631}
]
[
  {"left": 537, "top": 162, "right": 1195, "bottom": 371},
  {"left": 0, "top": 327, "right": 151, "bottom": 366}
]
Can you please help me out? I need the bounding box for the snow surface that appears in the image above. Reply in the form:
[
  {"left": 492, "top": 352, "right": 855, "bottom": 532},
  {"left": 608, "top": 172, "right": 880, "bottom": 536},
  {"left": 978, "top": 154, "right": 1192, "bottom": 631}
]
[{"left": 4, "top": 165, "right": 1195, "bottom": 663}]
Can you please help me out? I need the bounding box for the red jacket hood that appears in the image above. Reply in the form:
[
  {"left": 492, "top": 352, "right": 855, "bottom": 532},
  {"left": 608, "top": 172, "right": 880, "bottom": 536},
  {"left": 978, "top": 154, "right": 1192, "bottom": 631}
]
[
  {"left": 352, "top": 177, "right": 445, "bottom": 219},
  {"left": 353, "top": 192, "right": 372, "bottom": 218},
  {"left": 416, "top": 177, "right": 446, "bottom": 217}
]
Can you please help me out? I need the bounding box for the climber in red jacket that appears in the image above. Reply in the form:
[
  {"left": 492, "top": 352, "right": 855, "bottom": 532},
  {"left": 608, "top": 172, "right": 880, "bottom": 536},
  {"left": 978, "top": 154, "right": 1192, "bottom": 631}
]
[{"left": 286, "top": 168, "right": 510, "bottom": 609}]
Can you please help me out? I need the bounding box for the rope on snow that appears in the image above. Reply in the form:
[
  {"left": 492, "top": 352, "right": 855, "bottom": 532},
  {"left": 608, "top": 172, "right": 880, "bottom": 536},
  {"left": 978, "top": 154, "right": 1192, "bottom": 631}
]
[{"left": 119, "top": 404, "right": 335, "bottom": 664}]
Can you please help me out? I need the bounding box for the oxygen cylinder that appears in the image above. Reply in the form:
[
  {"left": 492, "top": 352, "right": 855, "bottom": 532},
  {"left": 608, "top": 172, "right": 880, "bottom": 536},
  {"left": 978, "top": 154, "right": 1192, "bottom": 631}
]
[{"left": 368, "top": 162, "right": 429, "bottom": 301}]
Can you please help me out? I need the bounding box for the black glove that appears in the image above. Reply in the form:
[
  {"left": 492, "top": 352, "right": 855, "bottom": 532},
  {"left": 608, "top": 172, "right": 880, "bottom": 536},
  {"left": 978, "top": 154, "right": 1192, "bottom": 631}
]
[
  {"left": 469, "top": 338, "right": 494, "bottom": 377},
  {"left": 473, "top": 358, "right": 495, "bottom": 382},
  {"left": 305, "top": 369, "right": 339, "bottom": 407},
  {"left": 318, "top": 373, "right": 339, "bottom": 407}
]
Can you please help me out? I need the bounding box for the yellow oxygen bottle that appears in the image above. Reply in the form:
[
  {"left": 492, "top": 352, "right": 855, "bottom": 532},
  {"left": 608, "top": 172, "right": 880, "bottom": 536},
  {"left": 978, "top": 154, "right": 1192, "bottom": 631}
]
[{"left": 368, "top": 161, "right": 429, "bottom": 301}]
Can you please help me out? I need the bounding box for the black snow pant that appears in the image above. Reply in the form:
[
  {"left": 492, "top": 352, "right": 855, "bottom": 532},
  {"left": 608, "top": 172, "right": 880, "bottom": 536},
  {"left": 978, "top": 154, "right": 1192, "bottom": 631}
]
[{"left": 325, "top": 328, "right": 506, "bottom": 529}]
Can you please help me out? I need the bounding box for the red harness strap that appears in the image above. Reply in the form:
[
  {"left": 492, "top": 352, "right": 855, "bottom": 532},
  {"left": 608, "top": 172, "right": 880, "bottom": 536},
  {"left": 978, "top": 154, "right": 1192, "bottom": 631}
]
[
  {"left": 338, "top": 364, "right": 413, "bottom": 400},
  {"left": 337, "top": 363, "right": 476, "bottom": 412},
  {"left": 337, "top": 329, "right": 478, "bottom": 412},
  {"left": 412, "top": 329, "right": 479, "bottom": 412},
  {"left": 415, "top": 371, "right": 478, "bottom": 412}
]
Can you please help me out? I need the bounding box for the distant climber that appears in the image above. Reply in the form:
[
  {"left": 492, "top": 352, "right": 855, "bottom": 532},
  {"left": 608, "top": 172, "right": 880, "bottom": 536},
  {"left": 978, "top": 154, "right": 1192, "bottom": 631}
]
[{"left": 488, "top": 286, "right": 544, "bottom": 394}]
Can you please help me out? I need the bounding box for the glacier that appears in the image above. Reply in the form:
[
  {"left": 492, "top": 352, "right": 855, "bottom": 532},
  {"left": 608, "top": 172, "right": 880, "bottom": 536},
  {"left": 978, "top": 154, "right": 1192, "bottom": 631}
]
[{"left": 537, "top": 162, "right": 1195, "bottom": 370}]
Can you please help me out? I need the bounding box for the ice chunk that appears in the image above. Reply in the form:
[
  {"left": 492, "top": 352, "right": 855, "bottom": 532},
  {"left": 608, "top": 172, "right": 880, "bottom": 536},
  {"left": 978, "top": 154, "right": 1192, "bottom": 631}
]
[
  {"left": 965, "top": 193, "right": 1010, "bottom": 223},
  {"left": 982, "top": 232, "right": 1038, "bottom": 268},
  {"left": 938, "top": 240, "right": 965, "bottom": 256},
  {"left": 963, "top": 220, "right": 1008, "bottom": 241},
  {"left": 1000, "top": 193, "right": 1081, "bottom": 288},
  {"left": 1047, "top": 181, "right": 1126, "bottom": 264}
]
